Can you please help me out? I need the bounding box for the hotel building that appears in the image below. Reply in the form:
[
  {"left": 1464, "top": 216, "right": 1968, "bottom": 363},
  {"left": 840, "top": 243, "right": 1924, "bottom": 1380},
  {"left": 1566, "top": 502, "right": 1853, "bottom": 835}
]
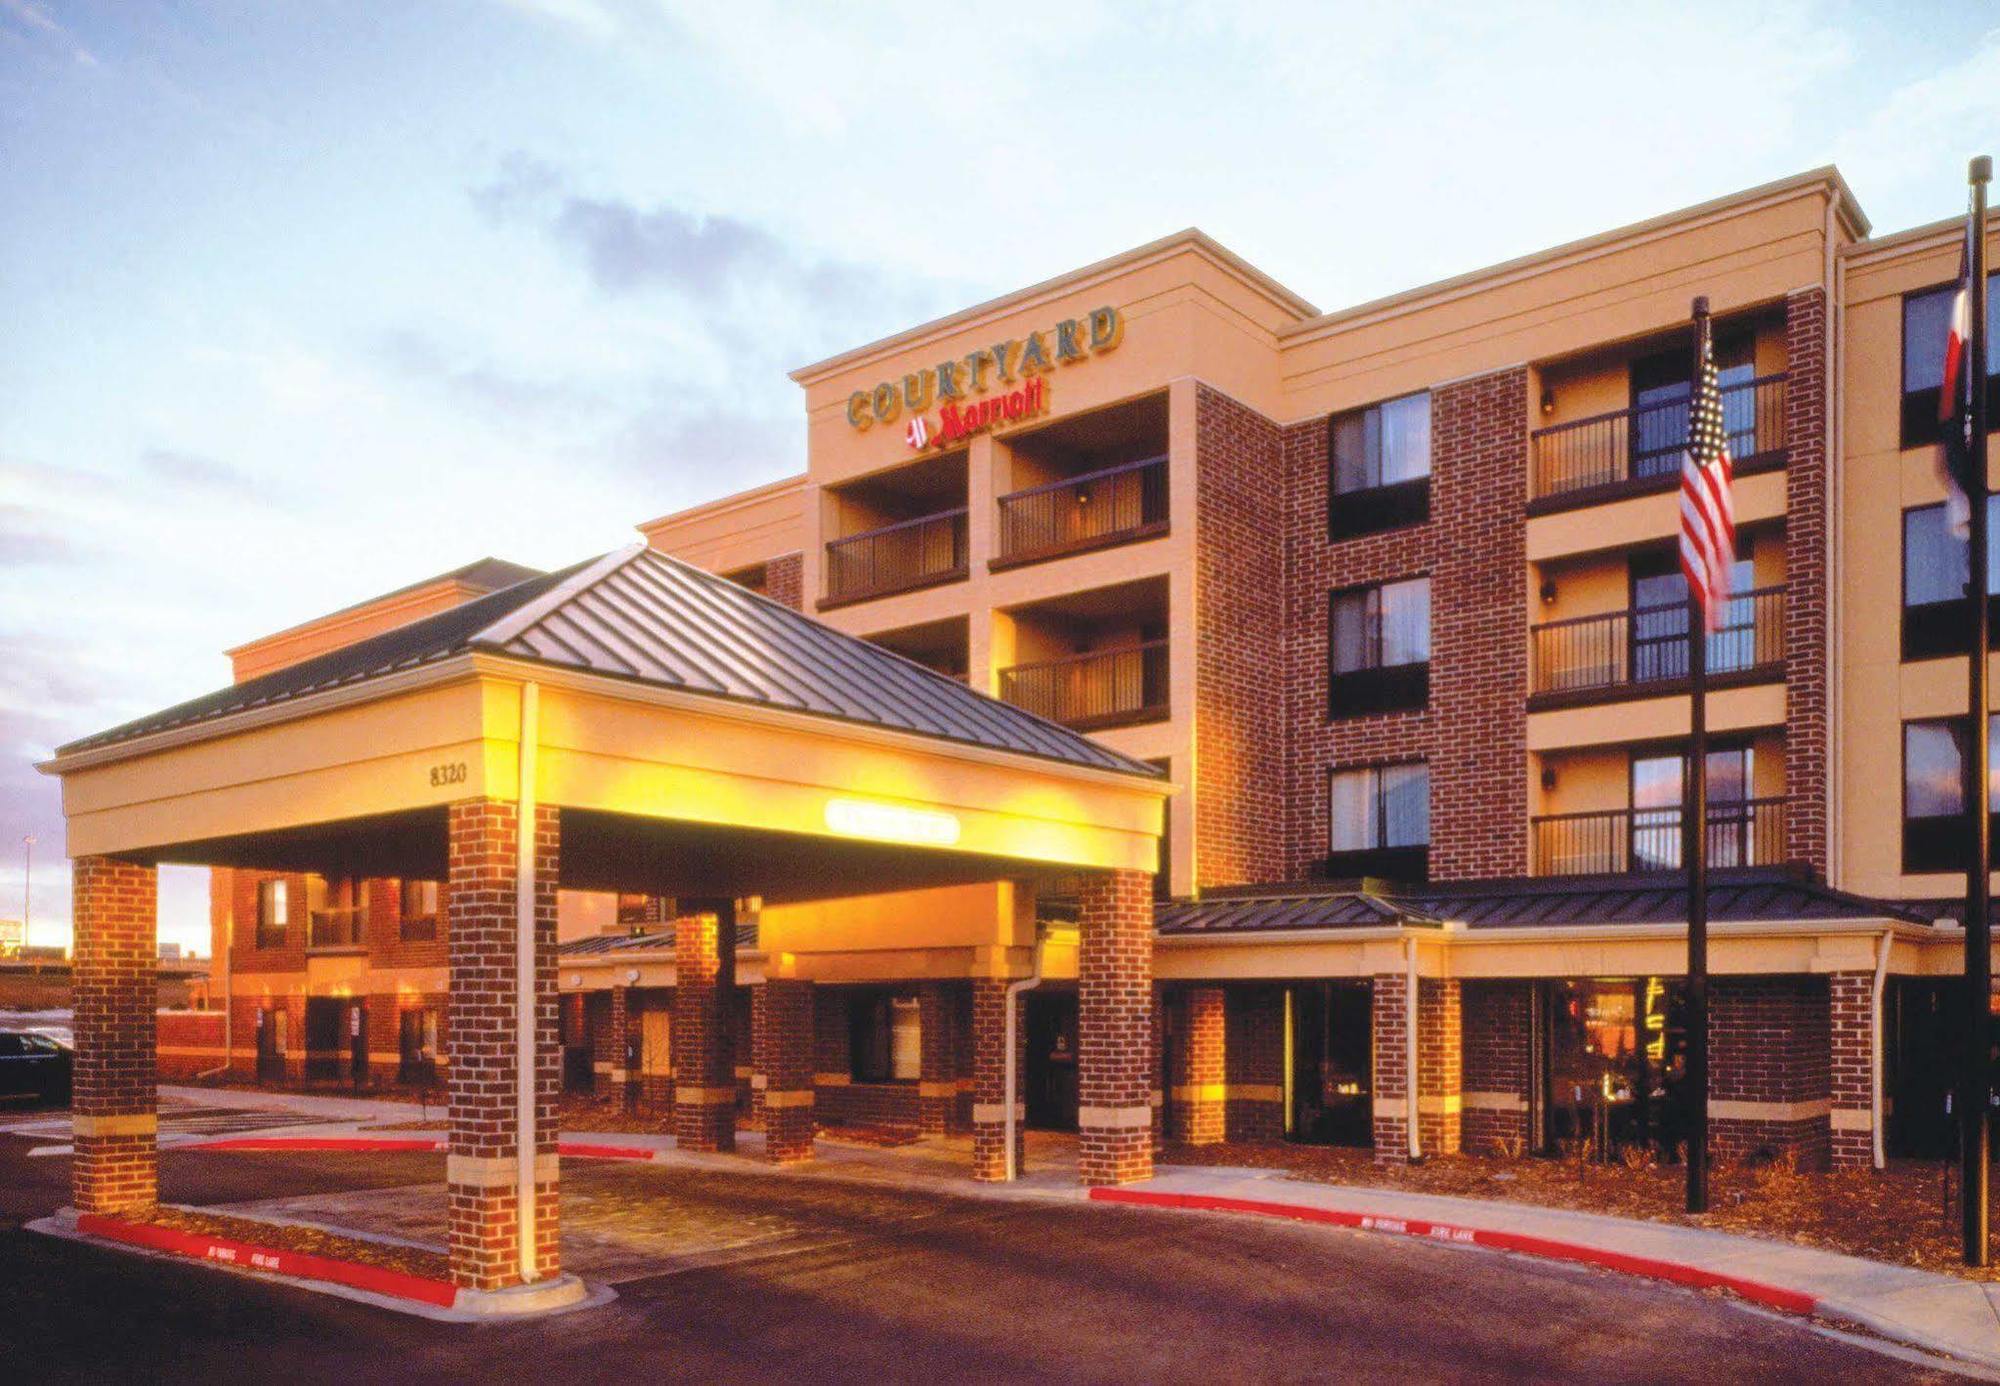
[{"left": 154, "top": 164, "right": 2000, "bottom": 1184}]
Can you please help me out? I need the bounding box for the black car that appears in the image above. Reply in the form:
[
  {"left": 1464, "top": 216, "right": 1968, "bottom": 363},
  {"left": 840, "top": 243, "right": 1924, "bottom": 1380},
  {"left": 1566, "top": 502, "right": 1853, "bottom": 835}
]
[{"left": 0, "top": 1031, "right": 73, "bottom": 1104}]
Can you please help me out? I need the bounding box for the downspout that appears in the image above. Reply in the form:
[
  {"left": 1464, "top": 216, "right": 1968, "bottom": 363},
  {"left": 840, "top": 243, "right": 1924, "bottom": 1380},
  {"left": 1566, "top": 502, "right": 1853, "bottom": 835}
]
[
  {"left": 1405, "top": 933, "right": 1422, "bottom": 1162},
  {"left": 1002, "top": 934, "right": 1047, "bottom": 1183},
  {"left": 516, "top": 681, "right": 541, "bottom": 1283},
  {"left": 195, "top": 890, "right": 233, "bottom": 1081},
  {"left": 1871, "top": 926, "right": 1893, "bottom": 1170}
]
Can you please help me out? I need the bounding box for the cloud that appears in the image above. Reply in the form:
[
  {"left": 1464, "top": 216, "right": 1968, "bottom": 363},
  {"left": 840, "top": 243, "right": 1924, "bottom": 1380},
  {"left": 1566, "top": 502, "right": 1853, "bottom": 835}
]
[
  {"left": 0, "top": 504, "right": 80, "bottom": 567},
  {"left": 138, "top": 447, "right": 266, "bottom": 497},
  {"left": 0, "top": 0, "right": 99, "bottom": 67}
]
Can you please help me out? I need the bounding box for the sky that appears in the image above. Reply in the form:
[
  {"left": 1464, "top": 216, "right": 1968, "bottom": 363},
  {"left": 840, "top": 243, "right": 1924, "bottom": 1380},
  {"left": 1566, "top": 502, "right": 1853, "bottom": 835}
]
[{"left": 2, "top": 0, "right": 1997, "bottom": 954}]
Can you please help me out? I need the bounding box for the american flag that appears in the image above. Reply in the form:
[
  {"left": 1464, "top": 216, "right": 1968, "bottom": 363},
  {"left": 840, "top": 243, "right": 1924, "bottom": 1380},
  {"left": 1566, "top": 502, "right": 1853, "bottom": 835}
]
[
  {"left": 1938, "top": 221, "right": 1977, "bottom": 536},
  {"left": 1680, "top": 316, "right": 1736, "bottom": 633}
]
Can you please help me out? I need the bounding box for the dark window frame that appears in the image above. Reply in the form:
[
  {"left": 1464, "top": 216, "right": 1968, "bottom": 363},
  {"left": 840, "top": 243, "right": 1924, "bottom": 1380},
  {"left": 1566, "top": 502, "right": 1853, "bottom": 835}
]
[
  {"left": 1900, "top": 274, "right": 2000, "bottom": 451},
  {"left": 1326, "top": 392, "right": 1432, "bottom": 541},
  {"left": 1901, "top": 499, "right": 2000, "bottom": 661},
  {"left": 847, "top": 988, "right": 920, "bottom": 1085},
  {"left": 399, "top": 879, "right": 440, "bottom": 942},
  {"left": 1901, "top": 714, "right": 2000, "bottom": 874},
  {"left": 255, "top": 878, "right": 288, "bottom": 950},
  {"left": 1322, "top": 761, "right": 1430, "bottom": 880},
  {"left": 1327, "top": 577, "right": 1430, "bottom": 718}
]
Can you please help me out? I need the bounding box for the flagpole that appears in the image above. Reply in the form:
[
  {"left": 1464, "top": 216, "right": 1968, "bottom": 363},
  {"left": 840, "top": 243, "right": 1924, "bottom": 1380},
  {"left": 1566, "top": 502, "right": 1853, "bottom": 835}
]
[
  {"left": 1963, "top": 153, "right": 1992, "bottom": 1268},
  {"left": 1685, "top": 295, "right": 1712, "bottom": 1216}
]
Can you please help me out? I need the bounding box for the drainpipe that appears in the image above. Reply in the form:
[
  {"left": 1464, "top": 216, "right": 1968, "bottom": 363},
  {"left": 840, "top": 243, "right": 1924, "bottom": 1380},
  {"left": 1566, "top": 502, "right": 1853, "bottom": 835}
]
[
  {"left": 194, "top": 892, "right": 233, "bottom": 1081},
  {"left": 516, "top": 681, "right": 542, "bottom": 1283},
  {"left": 1002, "top": 935, "right": 1047, "bottom": 1183},
  {"left": 1405, "top": 933, "right": 1422, "bottom": 1162},
  {"left": 1871, "top": 926, "right": 1893, "bottom": 1170}
]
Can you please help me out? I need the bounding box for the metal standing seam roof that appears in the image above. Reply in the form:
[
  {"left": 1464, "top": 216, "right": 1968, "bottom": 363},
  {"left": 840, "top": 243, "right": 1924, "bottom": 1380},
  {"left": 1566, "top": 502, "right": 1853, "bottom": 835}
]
[
  {"left": 1153, "top": 870, "right": 1928, "bottom": 937},
  {"left": 58, "top": 545, "right": 1162, "bottom": 780},
  {"left": 559, "top": 921, "right": 758, "bottom": 958}
]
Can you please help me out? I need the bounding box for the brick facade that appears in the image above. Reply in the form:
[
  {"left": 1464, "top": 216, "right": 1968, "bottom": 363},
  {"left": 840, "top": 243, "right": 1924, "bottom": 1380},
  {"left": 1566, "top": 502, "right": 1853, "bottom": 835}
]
[
  {"left": 1193, "top": 385, "right": 1287, "bottom": 888},
  {"left": 755, "top": 978, "right": 815, "bottom": 1163},
  {"left": 72, "top": 856, "right": 159, "bottom": 1214},
  {"left": 1710, "top": 974, "right": 1830, "bottom": 1169},
  {"left": 444, "top": 798, "right": 561, "bottom": 1291},
  {"left": 918, "top": 981, "right": 956, "bottom": 1137},
  {"left": 673, "top": 913, "right": 736, "bottom": 1153},
  {"left": 1461, "top": 981, "right": 1534, "bottom": 1155},
  {"left": 1415, "top": 977, "right": 1462, "bottom": 1155},
  {"left": 1076, "top": 869, "right": 1154, "bottom": 1186},
  {"left": 764, "top": 551, "right": 804, "bottom": 611},
  {"left": 1784, "top": 286, "right": 1831, "bottom": 875},
  {"left": 1370, "top": 973, "right": 1411, "bottom": 1161},
  {"left": 1283, "top": 367, "right": 1529, "bottom": 883}
]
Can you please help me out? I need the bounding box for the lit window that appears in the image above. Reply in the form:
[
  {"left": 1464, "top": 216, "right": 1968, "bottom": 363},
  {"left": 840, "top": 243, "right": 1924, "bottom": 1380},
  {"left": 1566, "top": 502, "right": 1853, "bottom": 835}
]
[{"left": 1329, "top": 763, "right": 1429, "bottom": 853}]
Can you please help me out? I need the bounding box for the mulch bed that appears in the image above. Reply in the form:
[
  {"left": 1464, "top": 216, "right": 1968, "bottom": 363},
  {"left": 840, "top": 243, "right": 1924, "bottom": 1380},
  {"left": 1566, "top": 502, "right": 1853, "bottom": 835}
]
[
  {"left": 113, "top": 1204, "right": 449, "bottom": 1281},
  {"left": 1160, "top": 1140, "right": 1998, "bottom": 1282}
]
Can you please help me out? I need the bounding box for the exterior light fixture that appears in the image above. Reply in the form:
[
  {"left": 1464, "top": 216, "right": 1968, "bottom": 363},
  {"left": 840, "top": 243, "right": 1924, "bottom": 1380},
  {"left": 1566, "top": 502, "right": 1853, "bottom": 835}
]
[
  {"left": 824, "top": 797, "right": 962, "bottom": 847},
  {"left": 1540, "top": 387, "right": 1556, "bottom": 416},
  {"left": 1540, "top": 766, "right": 1558, "bottom": 792},
  {"left": 625, "top": 968, "right": 639, "bottom": 985},
  {"left": 1539, "top": 578, "right": 1558, "bottom": 605},
  {"left": 569, "top": 972, "right": 581, "bottom": 988}
]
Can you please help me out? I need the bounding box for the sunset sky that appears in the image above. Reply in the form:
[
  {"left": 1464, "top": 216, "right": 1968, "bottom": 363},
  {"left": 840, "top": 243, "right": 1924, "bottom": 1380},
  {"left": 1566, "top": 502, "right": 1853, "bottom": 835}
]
[{"left": 4, "top": 1, "right": 1997, "bottom": 950}]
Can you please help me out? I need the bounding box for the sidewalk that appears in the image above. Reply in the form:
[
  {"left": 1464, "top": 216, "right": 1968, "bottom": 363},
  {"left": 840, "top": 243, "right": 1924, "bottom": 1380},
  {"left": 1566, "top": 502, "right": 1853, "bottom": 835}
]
[{"left": 1097, "top": 1166, "right": 2000, "bottom": 1373}]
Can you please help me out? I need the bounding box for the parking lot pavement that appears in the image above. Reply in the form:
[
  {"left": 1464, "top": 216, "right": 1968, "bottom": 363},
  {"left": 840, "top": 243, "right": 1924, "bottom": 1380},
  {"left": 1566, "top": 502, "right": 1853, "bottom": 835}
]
[
  {"left": 0, "top": 1136, "right": 1983, "bottom": 1384},
  {"left": 0, "top": 1095, "right": 338, "bottom": 1148}
]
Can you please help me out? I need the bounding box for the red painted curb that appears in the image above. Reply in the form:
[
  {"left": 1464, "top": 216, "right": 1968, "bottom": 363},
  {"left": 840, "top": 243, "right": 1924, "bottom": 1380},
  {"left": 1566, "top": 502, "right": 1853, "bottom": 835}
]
[
  {"left": 190, "top": 1135, "right": 657, "bottom": 1161},
  {"left": 1088, "top": 1187, "right": 1820, "bottom": 1316},
  {"left": 77, "top": 1212, "right": 458, "bottom": 1308}
]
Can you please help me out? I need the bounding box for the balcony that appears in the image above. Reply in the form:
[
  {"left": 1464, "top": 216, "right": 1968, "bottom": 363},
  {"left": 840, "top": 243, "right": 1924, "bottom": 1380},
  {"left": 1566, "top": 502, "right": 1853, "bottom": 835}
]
[
  {"left": 822, "top": 509, "right": 968, "bottom": 608},
  {"left": 1531, "top": 798, "right": 1787, "bottom": 877},
  {"left": 308, "top": 905, "right": 367, "bottom": 952},
  {"left": 998, "top": 640, "right": 1169, "bottom": 732},
  {"left": 1528, "top": 585, "right": 1785, "bottom": 709},
  {"left": 1529, "top": 373, "right": 1788, "bottom": 510},
  {"left": 993, "top": 455, "right": 1168, "bottom": 569}
]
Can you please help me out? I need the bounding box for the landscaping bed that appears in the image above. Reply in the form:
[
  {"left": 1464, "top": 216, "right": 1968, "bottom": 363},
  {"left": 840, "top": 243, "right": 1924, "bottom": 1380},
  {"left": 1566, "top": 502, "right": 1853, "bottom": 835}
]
[{"left": 1160, "top": 1140, "right": 1995, "bottom": 1281}]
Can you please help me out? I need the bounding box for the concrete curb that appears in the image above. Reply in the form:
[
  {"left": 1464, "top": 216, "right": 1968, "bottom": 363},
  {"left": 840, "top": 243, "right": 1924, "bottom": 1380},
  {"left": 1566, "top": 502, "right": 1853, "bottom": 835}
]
[
  {"left": 189, "top": 1135, "right": 660, "bottom": 1161},
  {"left": 1090, "top": 1184, "right": 2000, "bottom": 1373},
  {"left": 28, "top": 1208, "right": 615, "bottom": 1323}
]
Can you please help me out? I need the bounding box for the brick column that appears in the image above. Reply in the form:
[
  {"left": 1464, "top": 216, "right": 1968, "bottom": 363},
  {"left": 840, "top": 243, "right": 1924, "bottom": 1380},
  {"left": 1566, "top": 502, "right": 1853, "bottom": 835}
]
[
  {"left": 1371, "top": 973, "right": 1411, "bottom": 1162},
  {"left": 917, "top": 982, "right": 955, "bottom": 1138},
  {"left": 445, "top": 799, "right": 560, "bottom": 1292},
  {"left": 1710, "top": 975, "right": 1831, "bottom": 1169},
  {"left": 72, "top": 856, "right": 158, "bottom": 1214},
  {"left": 608, "top": 985, "right": 638, "bottom": 1111},
  {"left": 1168, "top": 986, "right": 1227, "bottom": 1145},
  {"left": 673, "top": 912, "right": 736, "bottom": 1152},
  {"left": 756, "top": 978, "right": 815, "bottom": 1163},
  {"left": 1223, "top": 986, "right": 1285, "bottom": 1141},
  {"left": 1150, "top": 982, "right": 1167, "bottom": 1156},
  {"left": 969, "top": 978, "right": 1023, "bottom": 1180},
  {"left": 1417, "top": 979, "right": 1462, "bottom": 1156},
  {"left": 1077, "top": 869, "right": 1154, "bottom": 1186},
  {"left": 1784, "top": 286, "right": 1831, "bottom": 875},
  {"left": 1462, "top": 981, "right": 1533, "bottom": 1155},
  {"left": 1829, "top": 971, "right": 1875, "bottom": 1169}
]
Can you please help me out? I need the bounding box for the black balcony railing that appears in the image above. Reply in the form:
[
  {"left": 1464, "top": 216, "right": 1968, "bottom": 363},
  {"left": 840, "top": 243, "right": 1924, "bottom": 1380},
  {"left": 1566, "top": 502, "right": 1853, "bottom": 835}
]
[
  {"left": 995, "top": 455, "right": 1168, "bottom": 566},
  {"left": 1530, "top": 585, "right": 1785, "bottom": 702},
  {"left": 308, "top": 906, "right": 367, "bottom": 951},
  {"left": 1531, "top": 797, "right": 1787, "bottom": 877},
  {"left": 822, "top": 509, "right": 968, "bottom": 606},
  {"left": 997, "top": 641, "right": 1169, "bottom": 731},
  {"left": 1531, "top": 373, "right": 1788, "bottom": 504}
]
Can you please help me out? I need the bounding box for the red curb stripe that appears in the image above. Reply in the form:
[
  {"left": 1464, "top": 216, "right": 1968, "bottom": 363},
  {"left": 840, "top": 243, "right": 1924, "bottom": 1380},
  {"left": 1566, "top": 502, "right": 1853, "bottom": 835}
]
[
  {"left": 196, "top": 1137, "right": 447, "bottom": 1154},
  {"left": 77, "top": 1212, "right": 458, "bottom": 1308},
  {"left": 1088, "top": 1188, "right": 1820, "bottom": 1316},
  {"left": 190, "top": 1135, "right": 655, "bottom": 1161}
]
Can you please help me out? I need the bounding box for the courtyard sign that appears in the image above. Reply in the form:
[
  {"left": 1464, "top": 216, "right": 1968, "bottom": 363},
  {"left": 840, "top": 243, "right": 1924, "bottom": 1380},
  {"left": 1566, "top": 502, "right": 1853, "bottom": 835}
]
[{"left": 844, "top": 305, "right": 1126, "bottom": 451}]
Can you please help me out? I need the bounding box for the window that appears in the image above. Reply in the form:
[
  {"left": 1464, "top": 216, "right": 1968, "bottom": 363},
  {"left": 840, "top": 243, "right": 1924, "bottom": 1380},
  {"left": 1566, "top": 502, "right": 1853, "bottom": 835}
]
[
  {"left": 1325, "top": 762, "right": 1429, "bottom": 879},
  {"left": 398, "top": 1008, "right": 439, "bottom": 1085},
  {"left": 849, "top": 990, "right": 922, "bottom": 1083},
  {"left": 1628, "top": 746, "right": 1756, "bottom": 871},
  {"left": 400, "top": 879, "right": 440, "bottom": 942},
  {"left": 1328, "top": 577, "right": 1430, "bottom": 716},
  {"left": 1329, "top": 392, "right": 1431, "bottom": 538},
  {"left": 1629, "top": 546, "right": 1758, "bottom": 680},
  {"left": 1902, "top": 716, "right": 2000, "bottom": 873},
  {"left": 1629, "top": 338, "right": 1755, "bottom": 479},
  {"left": 255, "top": 878, "right": 288, "bottom": 949},
  {"left": 1902, "top": 499, "right": 2000, "bottom": 659},
  {"left": 1903, "top": 275, "right": 2000, "bottom": 449}
]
